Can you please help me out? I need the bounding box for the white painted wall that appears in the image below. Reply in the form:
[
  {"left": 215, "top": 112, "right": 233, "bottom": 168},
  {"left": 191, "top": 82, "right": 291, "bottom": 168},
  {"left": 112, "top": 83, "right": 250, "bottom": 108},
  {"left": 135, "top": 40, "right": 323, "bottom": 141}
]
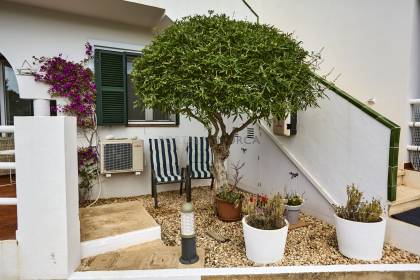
[
  {"left": 0, "top": 240, "right": 18, "bottom": 280},
  {"left": 228, "top": 88, "right": 391, "bottom": 223},
  {"left": 0, "top": 1, "right": 253, "bottom": 199},
  {"left": 131, "top": 0, "right": 257, "bottom": 22},
  {"left": 15, "top": 117, "right": 80, "bottom": 279},
  {"left": 248, "top": 0, "right": 417, "bottom": 165}
]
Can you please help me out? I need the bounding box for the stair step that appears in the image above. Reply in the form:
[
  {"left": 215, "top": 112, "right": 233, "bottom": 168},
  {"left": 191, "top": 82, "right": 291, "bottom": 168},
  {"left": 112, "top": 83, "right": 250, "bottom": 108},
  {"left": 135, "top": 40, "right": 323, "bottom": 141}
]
[
  {"left": 389, "top": 185, "right": 420, "bottom": 215},
  {"left": 401, "top": 169, "right": 420, "bottom": 189},
  {"left": 79, "top": 240, "right": 205, "bottom": 271},
  {"left": 79, "top": 201, "right": 161, "bottom": 258}
]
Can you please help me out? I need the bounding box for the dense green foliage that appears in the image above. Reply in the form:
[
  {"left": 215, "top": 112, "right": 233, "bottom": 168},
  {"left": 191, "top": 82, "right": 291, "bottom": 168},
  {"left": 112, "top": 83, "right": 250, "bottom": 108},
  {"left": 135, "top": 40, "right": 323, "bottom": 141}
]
[
  {"left": 131, "top": 13, "right": 325, "bottom": 132},
  {"left": 334, "top": 184, "right": 383, "bottom": 223},
  {"left": 286, "top": 192, "right": 304, "bottom": 206}
]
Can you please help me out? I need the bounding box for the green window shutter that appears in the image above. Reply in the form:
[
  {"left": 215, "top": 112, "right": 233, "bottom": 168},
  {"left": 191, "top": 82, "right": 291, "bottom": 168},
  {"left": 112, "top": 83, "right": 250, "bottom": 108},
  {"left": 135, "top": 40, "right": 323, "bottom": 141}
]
[{"left": 95, "top": 49, "right": 127, "bottom": 125}]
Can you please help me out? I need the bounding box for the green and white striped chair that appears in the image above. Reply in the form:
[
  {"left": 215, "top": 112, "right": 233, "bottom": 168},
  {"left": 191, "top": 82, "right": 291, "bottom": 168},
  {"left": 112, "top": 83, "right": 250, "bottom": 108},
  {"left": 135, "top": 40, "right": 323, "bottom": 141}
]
[
  {"left": 184, "top": 136, "right": 213, "bottom": 201},
  {"left": 149, "top": 138, "right": 184, "bottom": 208}
]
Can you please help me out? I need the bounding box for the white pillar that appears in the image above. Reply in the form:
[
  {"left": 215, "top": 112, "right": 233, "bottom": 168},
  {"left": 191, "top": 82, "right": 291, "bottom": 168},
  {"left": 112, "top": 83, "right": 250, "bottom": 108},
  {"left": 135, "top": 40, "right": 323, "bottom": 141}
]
[
  {"left": 33, "top": 99, "right": 51, "bottom": 116},
  {"left": 14, "top": 116, "right": 80, "bottom": 279}
]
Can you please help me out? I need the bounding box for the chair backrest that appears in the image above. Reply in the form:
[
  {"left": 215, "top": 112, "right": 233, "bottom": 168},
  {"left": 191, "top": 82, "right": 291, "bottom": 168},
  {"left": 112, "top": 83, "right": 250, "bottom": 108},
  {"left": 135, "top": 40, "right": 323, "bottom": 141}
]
[
  {"left": 149, "top": 138, "right": 181, "bottom": 182},
  {"left": 188, "top": 136, "right": 212, "bottom": 178}
]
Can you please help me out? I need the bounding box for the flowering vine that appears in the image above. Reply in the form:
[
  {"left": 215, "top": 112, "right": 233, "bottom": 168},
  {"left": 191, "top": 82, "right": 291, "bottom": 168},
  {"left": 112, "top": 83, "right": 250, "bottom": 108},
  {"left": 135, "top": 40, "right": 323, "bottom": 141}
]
[{"left": 33, "top": 43, "right": 98, "bottom": 203}]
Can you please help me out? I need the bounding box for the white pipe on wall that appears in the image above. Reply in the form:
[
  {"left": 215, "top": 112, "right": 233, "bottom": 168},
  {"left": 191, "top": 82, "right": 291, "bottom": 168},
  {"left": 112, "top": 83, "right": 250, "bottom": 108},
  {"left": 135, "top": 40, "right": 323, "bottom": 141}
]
[
  {"left": 0, "top": 197, "right": 17, "bottom": 205},
  {"left": 0, "top": 162, "right": 16, "bottom": 170},
  {"left": 0, "top": 126, "right": 14, "bottom": 133}
]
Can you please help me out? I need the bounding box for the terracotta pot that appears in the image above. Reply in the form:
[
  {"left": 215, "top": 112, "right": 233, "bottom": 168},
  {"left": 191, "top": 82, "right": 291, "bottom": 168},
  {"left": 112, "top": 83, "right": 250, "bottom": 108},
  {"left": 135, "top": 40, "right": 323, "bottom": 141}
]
[{"left": 215, "top": 197, "right": 242, "bottom": 222}]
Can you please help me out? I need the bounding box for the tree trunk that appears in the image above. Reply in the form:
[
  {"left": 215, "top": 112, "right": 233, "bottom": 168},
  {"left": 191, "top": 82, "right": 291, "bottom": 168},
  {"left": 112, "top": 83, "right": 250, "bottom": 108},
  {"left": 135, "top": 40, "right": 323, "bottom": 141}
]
[
  {"left": 212, "top": 152, "right": 228, "bottom": 191},
  {"left": 209, "top": 139, "right": 231, "bottom": 193}
]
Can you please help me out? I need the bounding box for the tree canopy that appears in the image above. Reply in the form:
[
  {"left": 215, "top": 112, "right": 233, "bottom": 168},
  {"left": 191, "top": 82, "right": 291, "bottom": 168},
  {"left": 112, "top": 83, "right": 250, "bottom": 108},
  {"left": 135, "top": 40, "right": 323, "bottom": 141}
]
[
  {"left": 132, "top": 13, "right": 324, "bottom": 136},
  {"left": 132, "top": 13, "right": 326, "bottom": 190}
]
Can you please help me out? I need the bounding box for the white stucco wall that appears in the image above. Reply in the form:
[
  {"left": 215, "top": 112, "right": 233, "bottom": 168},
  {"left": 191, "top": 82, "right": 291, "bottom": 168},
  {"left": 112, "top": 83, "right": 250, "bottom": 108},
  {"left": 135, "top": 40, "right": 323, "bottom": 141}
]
[
  {"left": 0, "top": 0, "right": 254, "bottom": 199},
  {"left": 228, "top": 88, "right": 391, "bottom": 224},
  {"left": 15, "top": 117, "right": 79, "bottom": 279},
  {"left": 248, "top": 0, "right": 417, "bottom": 165},
  {"left": 132, "top": 0, "right": 257, "bottom": 22}
]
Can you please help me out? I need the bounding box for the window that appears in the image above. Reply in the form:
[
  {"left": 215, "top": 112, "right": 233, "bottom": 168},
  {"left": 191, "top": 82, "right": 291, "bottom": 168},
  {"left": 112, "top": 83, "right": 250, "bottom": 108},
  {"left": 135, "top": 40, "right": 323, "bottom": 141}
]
[
  {"left": 95, "top": 49, "right": 177, "bottom": 126},
  {"left": 0, "top": 56, "right": 33, "bottom": 125}
]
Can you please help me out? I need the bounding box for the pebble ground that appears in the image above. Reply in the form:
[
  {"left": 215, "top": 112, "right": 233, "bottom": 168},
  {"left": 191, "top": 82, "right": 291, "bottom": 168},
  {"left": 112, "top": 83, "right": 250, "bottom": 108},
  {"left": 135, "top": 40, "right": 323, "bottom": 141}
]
[{"left": 85, "top": 186, "right": 420, "bottom": 267}]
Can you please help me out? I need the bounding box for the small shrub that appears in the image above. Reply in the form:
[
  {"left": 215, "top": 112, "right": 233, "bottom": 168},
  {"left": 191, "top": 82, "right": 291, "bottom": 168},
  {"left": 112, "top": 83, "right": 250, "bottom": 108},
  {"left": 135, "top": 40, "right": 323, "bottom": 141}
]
[
  {"left": 217, "top": 186, "right": 243, "bottom": 206},
  {"left": 216, "top": 161, "right": 244, "bottom": 206},
  {"left": 286, "top": 192, "right": 304, "bottom": 206},
  {"left": 244, "top": 194, "right": 286, "bottom": 230},
  {"left": 334, "top": 184, "right": 383, "bottom": 223}
]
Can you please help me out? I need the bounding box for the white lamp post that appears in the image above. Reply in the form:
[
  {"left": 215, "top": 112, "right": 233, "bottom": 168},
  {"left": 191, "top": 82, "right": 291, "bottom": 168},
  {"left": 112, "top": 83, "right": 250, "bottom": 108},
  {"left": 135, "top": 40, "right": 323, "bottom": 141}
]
[{"left": 179, "top": 202, "right": 198, "bottom": 264}]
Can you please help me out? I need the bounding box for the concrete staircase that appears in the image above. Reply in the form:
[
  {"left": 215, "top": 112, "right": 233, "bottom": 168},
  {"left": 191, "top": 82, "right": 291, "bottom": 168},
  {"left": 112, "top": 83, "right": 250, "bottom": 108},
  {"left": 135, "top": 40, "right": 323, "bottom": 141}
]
[
  {"left": 79, "top": 201, "right": 162, "bottom": 258},
  {"left": 389, "top": 169, "right": 420, "bottom": 215},
  {"left": 386, "top": 169, "right": 420, "bottom": 256},
  {"left": 78, "top": 200, "right": 205, "bottom": 271}
]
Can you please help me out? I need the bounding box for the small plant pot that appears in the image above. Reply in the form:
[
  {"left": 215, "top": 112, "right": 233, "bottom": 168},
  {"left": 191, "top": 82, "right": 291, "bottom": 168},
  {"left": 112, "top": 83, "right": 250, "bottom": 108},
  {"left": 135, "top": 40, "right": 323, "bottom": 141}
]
[
  {"left": 285, "top": 203, "right": 303, "bottom": 225},
  {"left": 335, "top": 214, "right": 386, "bottom": 261},
  {"left": 216, "top": 197, "right": 242, "bottom": 222},
  {"left": 242, "top": 216, "right": 289, "bottom": 264}
]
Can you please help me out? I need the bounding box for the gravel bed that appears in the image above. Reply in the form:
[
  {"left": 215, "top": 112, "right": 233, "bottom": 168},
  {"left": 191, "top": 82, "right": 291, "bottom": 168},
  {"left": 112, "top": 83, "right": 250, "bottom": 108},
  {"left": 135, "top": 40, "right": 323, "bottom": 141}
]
[{"left": 84, "top": 186, "right": 420, "bottom": 267}]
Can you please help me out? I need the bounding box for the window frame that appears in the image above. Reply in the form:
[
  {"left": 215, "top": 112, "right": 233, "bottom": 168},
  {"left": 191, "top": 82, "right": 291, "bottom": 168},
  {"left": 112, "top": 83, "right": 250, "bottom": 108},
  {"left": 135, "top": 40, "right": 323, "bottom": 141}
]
[
  {"left": 94, "top": 47, "right": 178, "bottom": 127},
  {"left": 0, "top": 59, "right": 34, "bottom": 126}
]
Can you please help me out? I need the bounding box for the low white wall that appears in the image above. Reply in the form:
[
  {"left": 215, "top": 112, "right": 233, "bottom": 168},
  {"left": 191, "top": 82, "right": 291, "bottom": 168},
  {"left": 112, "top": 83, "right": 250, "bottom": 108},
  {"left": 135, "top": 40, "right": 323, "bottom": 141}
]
[
  {"left": 15, "top": 117, "right": 80, "bottom": 279},
  {"left": 248, "top": 0, "right": 416, "bottom": 165},
  {"left": 0, "top": 240, "right": 18, "bottom": 280}
]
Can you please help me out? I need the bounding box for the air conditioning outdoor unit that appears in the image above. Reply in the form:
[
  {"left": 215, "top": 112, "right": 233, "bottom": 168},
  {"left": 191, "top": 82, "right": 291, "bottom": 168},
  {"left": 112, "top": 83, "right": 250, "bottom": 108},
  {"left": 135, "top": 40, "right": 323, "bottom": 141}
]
[{"left": 100, "top": 139, "right": 144, "bottom": 175}]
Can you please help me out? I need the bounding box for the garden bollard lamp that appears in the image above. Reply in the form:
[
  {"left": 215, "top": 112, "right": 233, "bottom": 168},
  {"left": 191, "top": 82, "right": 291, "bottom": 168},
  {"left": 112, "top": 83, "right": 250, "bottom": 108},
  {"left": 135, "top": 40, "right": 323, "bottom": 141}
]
[{"left": 180, "top": 202, "right": 199, "bottom": 264}]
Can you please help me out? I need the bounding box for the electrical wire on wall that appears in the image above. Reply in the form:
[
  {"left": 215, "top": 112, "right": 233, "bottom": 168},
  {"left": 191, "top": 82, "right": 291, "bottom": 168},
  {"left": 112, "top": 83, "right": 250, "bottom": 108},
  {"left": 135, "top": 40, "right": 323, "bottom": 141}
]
[{"left": 85, "top": 113, "right": 103, "bottom": 208}]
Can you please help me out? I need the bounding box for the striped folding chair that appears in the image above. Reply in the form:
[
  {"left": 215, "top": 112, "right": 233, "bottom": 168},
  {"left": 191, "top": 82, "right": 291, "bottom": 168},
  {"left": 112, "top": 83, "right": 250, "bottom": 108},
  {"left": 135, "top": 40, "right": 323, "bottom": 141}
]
[
  {"left": 149, "top": 138, "right": 185, "bottom": 208},
  {"left": 185, "top": 136, "right": 213, "bottom": 201}
]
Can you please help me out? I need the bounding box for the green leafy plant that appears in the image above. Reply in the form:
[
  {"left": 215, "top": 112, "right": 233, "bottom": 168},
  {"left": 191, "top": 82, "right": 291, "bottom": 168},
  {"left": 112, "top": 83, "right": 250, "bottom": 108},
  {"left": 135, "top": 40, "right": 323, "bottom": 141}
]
[
  {"left": 132, "top": 12, "right": 326, "bottom": 193},
  {"left": 244, "top": 194, "right": 286, "bottom": 230},
  {"left": 286, "top": 191, "right": 304, "bottom": 206},
  {"left": 217, "top": 186, "right": 243, "bottom": 206},
  {"left": 334, "top": 184, "right": 383, "bottom": 223},
  {"left": 216, "top": 161, "right": 244, "bottom": 206}
]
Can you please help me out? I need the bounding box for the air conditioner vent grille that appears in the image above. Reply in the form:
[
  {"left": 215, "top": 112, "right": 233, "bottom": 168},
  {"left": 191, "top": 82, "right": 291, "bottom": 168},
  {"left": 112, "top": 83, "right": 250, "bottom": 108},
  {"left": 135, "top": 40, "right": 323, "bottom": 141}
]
[{"left": 103, "top": 143, "right": 133, "bottom": 171}]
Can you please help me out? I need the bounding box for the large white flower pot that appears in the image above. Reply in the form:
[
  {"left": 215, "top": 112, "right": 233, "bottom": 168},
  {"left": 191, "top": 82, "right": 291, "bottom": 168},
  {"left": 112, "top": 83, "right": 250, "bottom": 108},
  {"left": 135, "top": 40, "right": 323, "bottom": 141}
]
[
  {"left": 242, "top": 216, "right": 289, "bottom": 264},
  {"left": 335, "top": 214, "right": 386, "bottom": 261}
]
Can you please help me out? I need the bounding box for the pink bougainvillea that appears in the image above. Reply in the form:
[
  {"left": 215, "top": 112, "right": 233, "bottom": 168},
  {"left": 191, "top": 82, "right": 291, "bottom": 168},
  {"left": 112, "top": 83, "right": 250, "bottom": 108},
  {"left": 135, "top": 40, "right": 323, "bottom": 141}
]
[
  {"left": 33, "top": 43, "right": 96, "bottom": 129},
  {"left": 33, "top": 43, "right": 98, "bottom": 203}
]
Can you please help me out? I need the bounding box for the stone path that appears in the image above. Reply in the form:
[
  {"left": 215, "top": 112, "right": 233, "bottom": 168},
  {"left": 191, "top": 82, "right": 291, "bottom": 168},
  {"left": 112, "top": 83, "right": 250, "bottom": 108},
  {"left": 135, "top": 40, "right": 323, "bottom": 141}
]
[
  {"left": 79, "top": 240, "right": 205, "bottom": 270},
  {"left": 80, "top": 200, "right": 158, "bottom": 241}
]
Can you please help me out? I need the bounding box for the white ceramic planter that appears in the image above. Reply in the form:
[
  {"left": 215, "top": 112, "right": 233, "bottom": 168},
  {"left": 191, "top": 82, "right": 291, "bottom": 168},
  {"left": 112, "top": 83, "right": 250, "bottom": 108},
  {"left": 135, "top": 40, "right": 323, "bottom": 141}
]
[
  {"left": 242, "top": 216, "right": 289, "bottom": 264},
  {"left": 335, "top": 214, "right": 386, "bottom": 261},
  {"left": 285, "top": 201, "right": 303, "bottom": 225}
]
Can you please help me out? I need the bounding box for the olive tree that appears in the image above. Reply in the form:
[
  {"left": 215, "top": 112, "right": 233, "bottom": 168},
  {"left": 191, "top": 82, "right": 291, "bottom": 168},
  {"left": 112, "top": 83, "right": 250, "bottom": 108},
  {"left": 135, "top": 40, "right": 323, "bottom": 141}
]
[{"left": 132, "top": 13, "right": 325, "bottom": 191}]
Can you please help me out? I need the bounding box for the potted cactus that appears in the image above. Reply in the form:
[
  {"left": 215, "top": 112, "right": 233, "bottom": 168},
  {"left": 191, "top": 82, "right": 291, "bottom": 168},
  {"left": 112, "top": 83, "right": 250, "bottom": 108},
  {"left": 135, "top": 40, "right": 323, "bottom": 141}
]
[
  {"left": 285, "top": 192, "right": 304, "bottom": 225},
  {"left": 242, "top": 194, "right": 288, "bottom": 264},
  {"left": 215, "top": 162, "right": 244, "bottom": 222},
  {"left": 334, "top": 184, "right": 386, "bottom": 261}
]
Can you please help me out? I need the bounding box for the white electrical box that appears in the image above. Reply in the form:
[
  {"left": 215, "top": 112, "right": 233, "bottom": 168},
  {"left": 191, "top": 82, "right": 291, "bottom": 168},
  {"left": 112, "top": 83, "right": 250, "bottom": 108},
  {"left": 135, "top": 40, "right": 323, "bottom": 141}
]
[{"left": 273, "top": 113, "right": 297, "bottom": 136}]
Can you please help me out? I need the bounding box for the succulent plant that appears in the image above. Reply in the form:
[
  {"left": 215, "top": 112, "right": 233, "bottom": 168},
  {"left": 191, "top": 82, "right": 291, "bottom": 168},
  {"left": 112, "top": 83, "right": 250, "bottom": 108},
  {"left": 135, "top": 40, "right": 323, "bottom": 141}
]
[
  {"left": 286, "top": 191, "right": 304, "bottom": 206},
  {"left": 334, "top": 184, "right": 383, "bottom": 223},
  {"left": 244, "top": 193, "right": 286, "bottom": 230}
]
